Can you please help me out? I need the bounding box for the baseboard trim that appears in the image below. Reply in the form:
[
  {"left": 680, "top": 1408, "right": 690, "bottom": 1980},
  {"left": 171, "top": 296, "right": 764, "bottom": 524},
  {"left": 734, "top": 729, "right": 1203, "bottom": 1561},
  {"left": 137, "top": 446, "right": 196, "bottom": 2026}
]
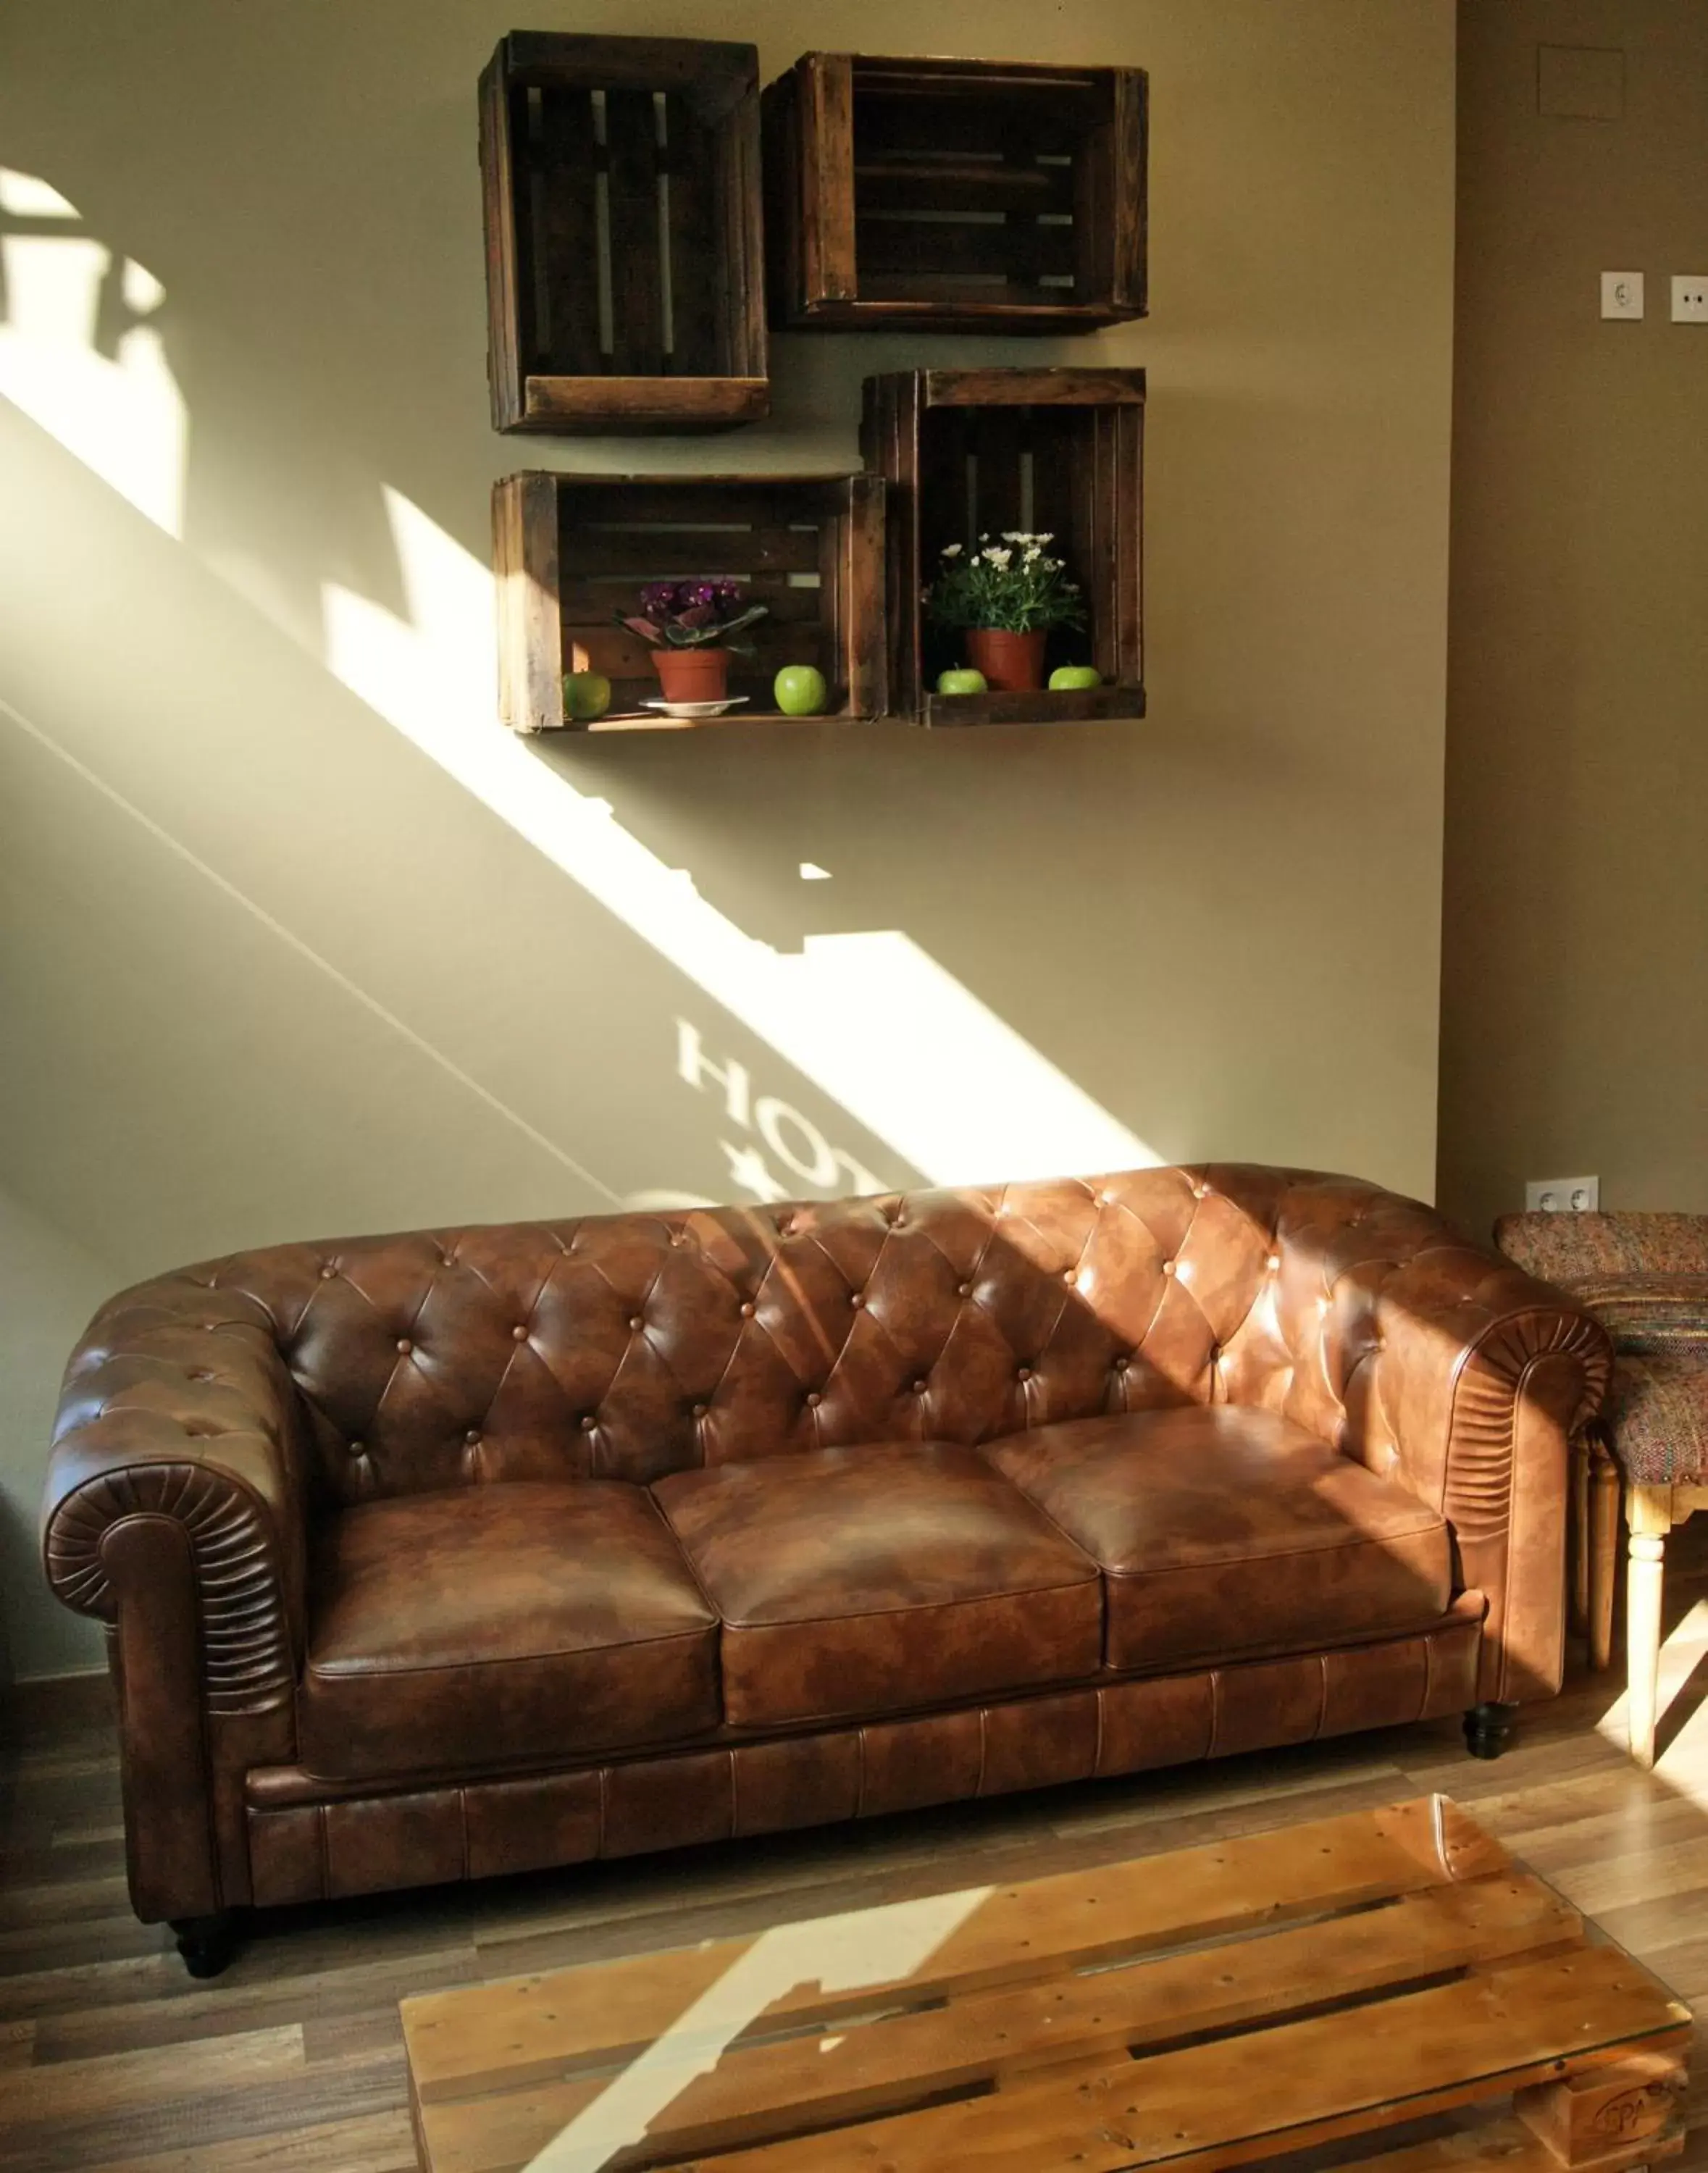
[{"left": 1, "top": 1667, "right": 114, "bottom": 1738}]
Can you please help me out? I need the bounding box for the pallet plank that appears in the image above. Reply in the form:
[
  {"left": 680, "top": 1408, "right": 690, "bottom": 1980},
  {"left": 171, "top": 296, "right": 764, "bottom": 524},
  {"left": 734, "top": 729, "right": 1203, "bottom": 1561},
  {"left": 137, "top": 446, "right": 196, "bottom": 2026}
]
[{"left": 1329, "top": 2115, "right": 1681, "bottom": 2173}]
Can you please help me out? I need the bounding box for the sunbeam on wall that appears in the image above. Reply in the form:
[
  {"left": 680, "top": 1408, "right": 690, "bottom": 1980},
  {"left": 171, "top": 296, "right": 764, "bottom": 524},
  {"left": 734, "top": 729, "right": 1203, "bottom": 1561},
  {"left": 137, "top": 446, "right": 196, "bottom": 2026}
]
[
  {"left": 2, "top": 167, "right": 1159, "bottom": 1194},
  {"left": 323, "top": 487, "right": 1157, "bottom": 1186},
  {"left": 0, "top": 168, "right": 184, "bottom": 535}
]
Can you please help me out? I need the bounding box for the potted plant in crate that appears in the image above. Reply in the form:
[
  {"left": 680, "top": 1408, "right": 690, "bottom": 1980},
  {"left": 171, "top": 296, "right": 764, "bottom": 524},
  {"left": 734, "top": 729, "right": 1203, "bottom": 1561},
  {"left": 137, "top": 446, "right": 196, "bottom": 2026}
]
[
  {"left": 619, "top": 579, "right": 769, "bottom": 706},
  {"left": 925, "top": 533, "right": 1086, "bottom": 692}
]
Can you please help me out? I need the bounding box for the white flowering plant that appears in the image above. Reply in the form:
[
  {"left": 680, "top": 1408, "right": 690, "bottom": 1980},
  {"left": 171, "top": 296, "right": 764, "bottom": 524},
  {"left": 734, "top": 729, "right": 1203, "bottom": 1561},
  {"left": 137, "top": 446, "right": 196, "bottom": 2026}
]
[{"left": 924, "top": 532, "right": 1087, "bottom": 634}]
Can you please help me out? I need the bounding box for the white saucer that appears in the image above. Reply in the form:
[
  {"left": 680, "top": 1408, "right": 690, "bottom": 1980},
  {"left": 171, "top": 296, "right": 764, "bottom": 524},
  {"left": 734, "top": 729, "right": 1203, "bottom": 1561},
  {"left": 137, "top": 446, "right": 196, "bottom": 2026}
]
[{"left": 642, "top": 696, "right": 750, "bottom": 721}]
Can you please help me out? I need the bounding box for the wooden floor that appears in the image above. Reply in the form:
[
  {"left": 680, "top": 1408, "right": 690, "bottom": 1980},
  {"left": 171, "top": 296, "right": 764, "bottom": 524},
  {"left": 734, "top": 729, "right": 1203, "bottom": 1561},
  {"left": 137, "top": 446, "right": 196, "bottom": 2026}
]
[{"left": 8, "top": 1524, "right": 1708, "bottom": 2173}]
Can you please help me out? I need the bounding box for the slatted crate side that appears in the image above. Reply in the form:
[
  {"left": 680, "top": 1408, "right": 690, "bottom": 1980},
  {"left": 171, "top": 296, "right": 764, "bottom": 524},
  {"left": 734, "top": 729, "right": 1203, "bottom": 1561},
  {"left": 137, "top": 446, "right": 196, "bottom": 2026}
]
[
  {"left": 851, "top": 67, "right": 1094, "bottom": 310},
  {"left": 479, "top": 33, "right": 769, "bottom": 435},
  {"left": 493, "top": 474, "right": 565, "bottom": 732},
  {"left": 763, "top": 53, "right": 1147, "bottom": 332},
  {"left": 863, "top": 369, "right": 1144, "bottom": 724}
]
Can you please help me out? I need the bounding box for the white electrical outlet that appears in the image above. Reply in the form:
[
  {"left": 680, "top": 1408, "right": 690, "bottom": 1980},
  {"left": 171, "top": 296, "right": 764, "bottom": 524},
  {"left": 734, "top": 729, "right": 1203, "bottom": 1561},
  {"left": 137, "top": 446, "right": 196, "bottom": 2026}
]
[
  {"left": 1602, "top": 272, "right": 1644, "bottom": 319},
  {"left": 1525, "top": 1176, "right": 1600, "bottom": 1213},
  {"left": 1671, "top": 275, "right": 1708, "bottom": 323}
]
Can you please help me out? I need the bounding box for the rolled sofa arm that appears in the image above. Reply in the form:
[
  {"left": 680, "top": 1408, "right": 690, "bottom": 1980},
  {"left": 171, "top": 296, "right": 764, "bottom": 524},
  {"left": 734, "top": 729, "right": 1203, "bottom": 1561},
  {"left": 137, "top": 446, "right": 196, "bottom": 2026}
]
[
  {"left": 41, "top": 1275, "right": 311, "bottom": 1919},
  {"left": 1290, "top": 1187, "right": 1612, "bottom": 1707}
]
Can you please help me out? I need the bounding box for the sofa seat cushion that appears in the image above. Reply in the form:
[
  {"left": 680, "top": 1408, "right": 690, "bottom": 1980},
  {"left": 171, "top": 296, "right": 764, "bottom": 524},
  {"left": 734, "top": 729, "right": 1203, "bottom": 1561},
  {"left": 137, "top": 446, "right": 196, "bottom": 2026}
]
[
  {"left": 652, "top": 1442, "right": 1103, "bottom": 1729},
  {"left": 299, "top": 1481, "right": 720, "bottom": 1782},
  {"left": 986, "top": 1407, "right": 1452, "bottom": 1672}
]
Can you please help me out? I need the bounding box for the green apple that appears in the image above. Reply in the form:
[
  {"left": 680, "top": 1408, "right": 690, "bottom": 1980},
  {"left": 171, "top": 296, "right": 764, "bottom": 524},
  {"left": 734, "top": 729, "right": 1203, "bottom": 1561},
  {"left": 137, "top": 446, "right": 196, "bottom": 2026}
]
[
  {"left": 563, "top": 669, "right": 611, "bottom": 721},
  {"left": 936, "top": 668, "right": 989, "bottom": 695},
  {"left": 774, "top": 663, "right": 828, "bottom": 716},
  {"left": 1048, "top": 664, "right": 1103, "bottom": 691}
]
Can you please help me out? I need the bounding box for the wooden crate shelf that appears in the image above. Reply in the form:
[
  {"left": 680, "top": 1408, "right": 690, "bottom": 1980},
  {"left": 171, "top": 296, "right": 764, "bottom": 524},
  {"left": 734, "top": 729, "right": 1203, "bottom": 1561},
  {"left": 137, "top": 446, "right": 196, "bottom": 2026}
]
[
  {"left": 861, "top": 367, "right": 1144, "bottom": 725},
  {"left": 762, "top": 54, "right": 1147, "bottom": 334},
  {"left": 493, "top": 472, "right": 887, "bottom": 732},
  {"left": 478, "top": 34, "right": 768, "bottom": 434}
]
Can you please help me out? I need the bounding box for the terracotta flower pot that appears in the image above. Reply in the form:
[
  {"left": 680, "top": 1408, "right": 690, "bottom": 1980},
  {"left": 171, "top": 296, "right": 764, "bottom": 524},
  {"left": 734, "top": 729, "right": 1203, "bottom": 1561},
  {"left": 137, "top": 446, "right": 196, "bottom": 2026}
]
[
  {"left": 965, "top": 628, "right": 1048, "bottom": 692},
  {"left": 653, "top": 645, "right": 731, "bottom": 704}
]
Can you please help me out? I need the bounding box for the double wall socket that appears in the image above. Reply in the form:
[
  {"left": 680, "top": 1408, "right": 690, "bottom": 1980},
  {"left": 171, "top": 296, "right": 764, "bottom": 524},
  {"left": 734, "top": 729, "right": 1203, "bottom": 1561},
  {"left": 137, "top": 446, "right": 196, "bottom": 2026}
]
[
  {"left": 1672, "top": 276, "right": 1708, "bottom": 323},
  {"left": 1525, "top": 1176, "right": 1600, "bottom": 1213}
]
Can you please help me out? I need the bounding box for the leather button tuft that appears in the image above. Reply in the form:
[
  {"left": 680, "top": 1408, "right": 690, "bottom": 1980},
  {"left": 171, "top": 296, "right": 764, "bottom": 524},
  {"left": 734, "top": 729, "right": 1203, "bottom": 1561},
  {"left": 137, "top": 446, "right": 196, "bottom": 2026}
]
[
  {"left": 850, "top": 1291, "right": 863, "bottom": 1307},
  {"left": 396, "top": 1338, "right": 413, "bottom": 1355},
  {"left": 806, "top": 1391, "right": 822, "bottom": 1408},
  {"left": 1017, "top": 1366, "right": 1034, "bottom": 1383},
  {"left": 579, "top": 1415, "right": 596, "bottom": 1432},
  {"left": 629, "top": 1315, "right": 644, "bottom": 1331},
  {"left": 740, "top": 1302, "right": 755, "bottom": 1319},
  {"left": 319, "top": 1264, "right": 337, "bottom": 1280},
  {"left": 348, "top": 1440, "right": 364, "bottom": 1457},
  {"left": 692, "top": 1402, "right": 708, "bottom": 1419},
  {"left": 464, "top": 1429, "right": 481, "bottom": 1446},
  {"left": 913, "top": 1378, "right": 928, "bottom": 1394},
  {"left": 957, "top": 1281, "right": 973, "bottom": 1298},
  {"left": 1063, "top": 1269, "right": 1077, "bottom": 1284},
  {"left": 1162, "top": 1259, "right": 1176, "bottom": 1276},
  {"left": 1267, "top": 1253, "right": 1281, "bottom": 1271},
  {"left": 1115, "top": 1355, "right": 1131, "bottom": 1373},
  {"left": 512, "top": 1324, "right": 529, "bottom": 1341}
]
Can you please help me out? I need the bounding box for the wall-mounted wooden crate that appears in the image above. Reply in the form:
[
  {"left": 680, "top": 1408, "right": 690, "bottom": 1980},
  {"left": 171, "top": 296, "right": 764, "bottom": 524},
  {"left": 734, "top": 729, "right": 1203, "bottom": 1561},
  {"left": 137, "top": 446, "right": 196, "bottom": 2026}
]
[
  {"left": 479, "top": 34, "right": 769, "bottom": 433},
  {"left": 762, "top": 54, "right": 1146, "bottom": 335},
  {"left": 493, "top": 472, "right": 887, "bottom": 731},
  {"left": 862, "top": 368, "right": 1144, "bottom": 726}
]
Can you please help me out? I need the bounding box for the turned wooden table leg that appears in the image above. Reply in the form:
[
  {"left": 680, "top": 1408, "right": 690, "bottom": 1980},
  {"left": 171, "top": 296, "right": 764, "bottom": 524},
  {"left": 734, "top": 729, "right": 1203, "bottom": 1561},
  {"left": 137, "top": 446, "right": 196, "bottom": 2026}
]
[
  {"left": 1627, "top": 1483, "right": 1673, "bottom": 1770},
  {"left": 1572, "top": 1433, "right": 1591, "bottom": 1635},
  {"left": 1590, "top": 1445, "right": 1620, "bottom": 1672}
]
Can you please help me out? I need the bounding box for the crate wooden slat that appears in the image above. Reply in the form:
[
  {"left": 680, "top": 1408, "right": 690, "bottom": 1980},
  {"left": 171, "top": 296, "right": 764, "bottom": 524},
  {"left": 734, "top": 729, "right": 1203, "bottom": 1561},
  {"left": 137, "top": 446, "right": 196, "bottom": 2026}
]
[
  {"left": 861, "top": 366, "right": 1144, "bottom": 724},
  {"left": 479, "top": 34, "right": 769, "bottom": 435},
  {"left": 401, "top": 1796, "right": 1691, "bottom": 2173},
  {"left": 493, "top": 472, "right": 886, "bottom": 732},
  {"left": 762, "top": 53, "right": 1147, "bottom": 335}
]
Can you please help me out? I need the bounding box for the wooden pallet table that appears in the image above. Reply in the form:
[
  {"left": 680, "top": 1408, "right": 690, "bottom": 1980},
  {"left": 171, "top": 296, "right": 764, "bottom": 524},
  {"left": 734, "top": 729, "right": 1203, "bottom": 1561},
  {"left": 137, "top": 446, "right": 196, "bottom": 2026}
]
[{"left": 401, "top": 1795, "right": 1691, "bottom": 2173}]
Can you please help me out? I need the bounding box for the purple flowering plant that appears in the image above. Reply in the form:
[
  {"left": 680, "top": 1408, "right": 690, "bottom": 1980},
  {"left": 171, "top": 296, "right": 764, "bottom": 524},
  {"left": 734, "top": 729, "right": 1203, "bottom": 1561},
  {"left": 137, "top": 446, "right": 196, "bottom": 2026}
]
[{"left": 619, "top": 578, "right": 769, "bottom": 652}]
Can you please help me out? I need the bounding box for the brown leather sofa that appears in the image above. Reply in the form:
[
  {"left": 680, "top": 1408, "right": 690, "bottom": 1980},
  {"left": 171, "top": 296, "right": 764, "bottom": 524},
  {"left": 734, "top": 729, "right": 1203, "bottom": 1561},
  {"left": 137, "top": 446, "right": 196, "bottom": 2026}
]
[{"left": 40, "top": 1167, "right": 1610, "bottom": 1977}]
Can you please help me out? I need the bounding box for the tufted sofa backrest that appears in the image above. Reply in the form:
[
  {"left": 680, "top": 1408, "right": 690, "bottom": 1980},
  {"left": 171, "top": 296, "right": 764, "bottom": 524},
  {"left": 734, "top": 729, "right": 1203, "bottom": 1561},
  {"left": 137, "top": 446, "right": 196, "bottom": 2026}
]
[{"left": 71, "top": 1168, "right": 1470, "bottom": 1507}]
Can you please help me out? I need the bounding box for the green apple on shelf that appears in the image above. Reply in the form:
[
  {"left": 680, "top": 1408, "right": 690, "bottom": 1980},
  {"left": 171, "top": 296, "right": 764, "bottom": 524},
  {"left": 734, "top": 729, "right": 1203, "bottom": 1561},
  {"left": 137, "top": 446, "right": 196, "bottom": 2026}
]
[
  {"left": 774, "top": 664, "right": 828, "bottom": 716},
  {"left": 562, "top": 670, "right": 611, "bottom": 721},
  {"left": 1047, "top": 665, "right": 1103, "bottom": 690},
  {"left": 936, "top": 668, "right": 989, "bottom": 695}
]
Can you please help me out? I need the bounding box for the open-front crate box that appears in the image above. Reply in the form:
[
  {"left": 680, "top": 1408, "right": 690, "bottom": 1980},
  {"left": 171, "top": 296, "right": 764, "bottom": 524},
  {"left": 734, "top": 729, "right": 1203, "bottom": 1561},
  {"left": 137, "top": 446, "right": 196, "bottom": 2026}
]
[
  {"left": 862, "top": 369, "right": 1144, "bottom": 725},
  {"left": 479, "top": 34, "right": 768, "bottom": 433},
  {"left": 762, "top": 54, "right": 1147, "bottom": 334},
  {"left": 493, "top": 472, "right": 887, "bottom": 731}
]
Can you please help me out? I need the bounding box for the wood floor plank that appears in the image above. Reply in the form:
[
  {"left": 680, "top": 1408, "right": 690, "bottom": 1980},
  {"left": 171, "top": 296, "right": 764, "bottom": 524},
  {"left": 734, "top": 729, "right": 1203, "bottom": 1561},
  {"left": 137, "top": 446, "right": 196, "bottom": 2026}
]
[
  {"left": 75, "top": 2108, "right": 420, "bottom": 2172},
  {"left": 0, "top": 2023, "right": 304, "bottom": 2124}
]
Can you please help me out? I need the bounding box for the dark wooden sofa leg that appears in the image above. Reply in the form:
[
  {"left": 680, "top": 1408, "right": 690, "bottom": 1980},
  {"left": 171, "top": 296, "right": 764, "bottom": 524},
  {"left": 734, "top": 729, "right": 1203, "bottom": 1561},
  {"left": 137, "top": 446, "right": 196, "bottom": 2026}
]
[
  {"left": 1463, "top": 1702, "right": 1518, "bottom": 1760},
  {"left": 171, "top": 1912, "right": 237, "bottom": 1979}
]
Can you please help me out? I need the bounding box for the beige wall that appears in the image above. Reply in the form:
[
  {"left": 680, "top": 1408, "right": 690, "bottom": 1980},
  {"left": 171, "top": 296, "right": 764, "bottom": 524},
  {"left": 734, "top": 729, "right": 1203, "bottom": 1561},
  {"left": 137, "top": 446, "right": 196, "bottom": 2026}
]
[
  {"left": 0, "top": 0, "right": 1456, "bottom": 1677},
  {"left": 1440, "top": 1, "right": 1708, "bottom": 1241}
]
